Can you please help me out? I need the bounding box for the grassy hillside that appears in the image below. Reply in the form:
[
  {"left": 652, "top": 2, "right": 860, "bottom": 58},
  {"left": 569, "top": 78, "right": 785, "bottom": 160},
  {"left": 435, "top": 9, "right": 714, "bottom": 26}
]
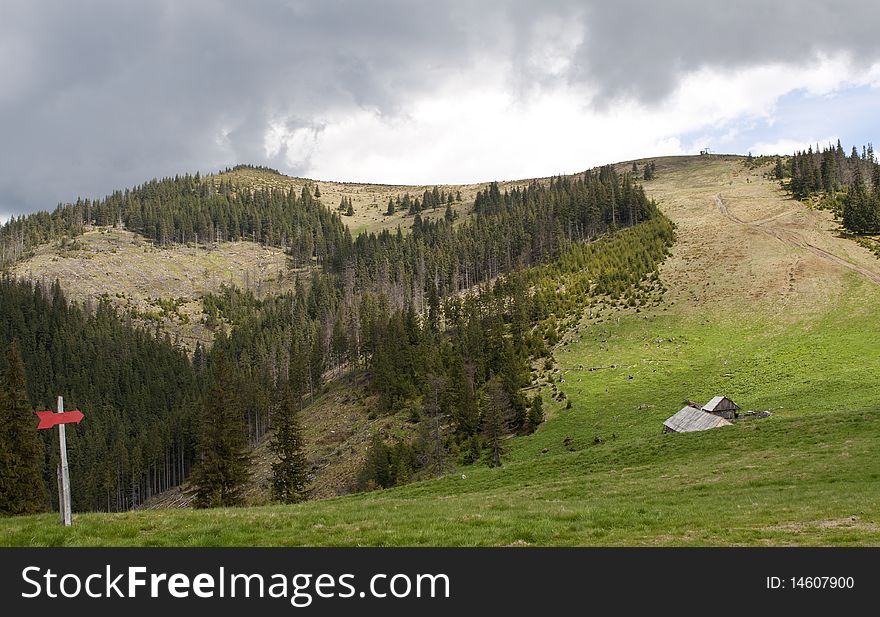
[
  {"left": 141, "top": 375, "right": 415, "bottom": 509},
  {"left": 11, "top": 227, "right": 294, "bottom": 350},
  {"left": 4, "top": 155, "right": 880, "bottom": 546}
]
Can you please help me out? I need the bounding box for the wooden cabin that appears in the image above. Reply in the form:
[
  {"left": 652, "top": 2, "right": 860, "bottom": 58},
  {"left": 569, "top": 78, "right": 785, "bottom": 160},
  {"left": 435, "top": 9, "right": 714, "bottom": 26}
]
[
  {"left": 701, "top": 396, "right": 740, "bottom": 420},
  {"left": 663, "top": 405, "right": 732, "bottom": 434}
]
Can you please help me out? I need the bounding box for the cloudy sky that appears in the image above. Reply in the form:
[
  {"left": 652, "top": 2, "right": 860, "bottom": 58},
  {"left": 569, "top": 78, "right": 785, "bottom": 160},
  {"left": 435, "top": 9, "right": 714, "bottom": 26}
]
[{"left": 3, "top": 0, "right": 880, "bottom": 219}]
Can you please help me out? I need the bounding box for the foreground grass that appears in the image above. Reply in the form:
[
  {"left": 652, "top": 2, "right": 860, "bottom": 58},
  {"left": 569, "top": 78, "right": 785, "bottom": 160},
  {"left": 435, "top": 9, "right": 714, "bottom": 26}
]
[
  {"left": 3, "top": 276, "right": 879, "bottom": 546},
  {"left": 2, "top": 409, "right": 876, "bottom": 546}
]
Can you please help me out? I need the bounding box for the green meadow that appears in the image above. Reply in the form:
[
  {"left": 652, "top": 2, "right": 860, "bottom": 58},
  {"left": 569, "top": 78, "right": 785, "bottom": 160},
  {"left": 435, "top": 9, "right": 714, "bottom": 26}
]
[{"left": 4, "top": 272, "right": 878, "bottom": 547}]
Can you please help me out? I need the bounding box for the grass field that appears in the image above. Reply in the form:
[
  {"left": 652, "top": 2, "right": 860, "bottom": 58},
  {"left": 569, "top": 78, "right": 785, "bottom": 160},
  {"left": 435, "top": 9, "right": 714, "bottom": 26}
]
[{"left": 3, "top": 156, "right": 879, "bottom": 546}]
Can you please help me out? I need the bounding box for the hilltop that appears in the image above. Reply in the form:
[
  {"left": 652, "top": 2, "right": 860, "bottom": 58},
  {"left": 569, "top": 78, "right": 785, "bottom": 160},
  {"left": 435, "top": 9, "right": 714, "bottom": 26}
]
[
  {"left": 10, "top": 168, "right": 539, "bottom": 348},
  {"left": 3, "top": 154, "right": 880, "bottom": 545},
  {"left": 208, "top": 165, "right": 514, "bottom": 237}
]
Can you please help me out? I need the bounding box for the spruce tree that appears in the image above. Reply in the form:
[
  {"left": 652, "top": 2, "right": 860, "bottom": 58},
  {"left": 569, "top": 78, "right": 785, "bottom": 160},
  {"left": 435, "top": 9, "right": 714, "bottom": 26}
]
[
  {"left": 524, "top": 394, "right": 544, "bottom": 435},
  {"left": 842, "top": 167, "right": 877, "bottom": 233},
  {"left": 417, "top": 374, "right": 448, "bottom": 476},
  {"left": 358, "top": 433, "right": 391, "bottom": 490},
  {"left": 480, "top": 376, "right": 511, "bottom": 467},
  {"left": 0, "top": 341, "right": 47, "bottom": 515},
  {"left": 189, "top": 353, "right": 251, "bottom": 508},
  {"left": 269, "top": 386, "right": 309, "bottom": 504}
]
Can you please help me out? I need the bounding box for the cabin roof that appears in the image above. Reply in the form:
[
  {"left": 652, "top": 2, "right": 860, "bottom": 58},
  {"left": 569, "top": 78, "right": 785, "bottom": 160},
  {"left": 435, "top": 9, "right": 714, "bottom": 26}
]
[
  {"left": 702, "top": 395, "right": 739, "bottom": 412},
  {"left": 664, "top": 406, "right": 732, "bottom": 433}
]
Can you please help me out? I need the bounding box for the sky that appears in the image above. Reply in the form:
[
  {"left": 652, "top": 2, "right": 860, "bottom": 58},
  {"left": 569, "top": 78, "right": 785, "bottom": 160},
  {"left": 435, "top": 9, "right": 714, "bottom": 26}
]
[{"left": 3, "top": 0, "right": 880, "bottom": 220}]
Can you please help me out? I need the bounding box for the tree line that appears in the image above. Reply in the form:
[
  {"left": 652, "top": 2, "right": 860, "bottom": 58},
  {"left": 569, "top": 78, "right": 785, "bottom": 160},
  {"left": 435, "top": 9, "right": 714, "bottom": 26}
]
[
  {"left": 783, "top": 142, "right": 880, "bottom": 233},
  {"left": 0, "top": 169, "right": 351, "bottom": 269}
]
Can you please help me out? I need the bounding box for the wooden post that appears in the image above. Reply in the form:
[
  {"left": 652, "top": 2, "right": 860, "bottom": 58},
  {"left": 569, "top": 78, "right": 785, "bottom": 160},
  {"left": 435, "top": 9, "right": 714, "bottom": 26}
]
[
  {"left": 57, "top": 395, "right": 72, "bottom": 527},
  {"left": 56, "top": 463, "right": 65, "bottom": 525}
]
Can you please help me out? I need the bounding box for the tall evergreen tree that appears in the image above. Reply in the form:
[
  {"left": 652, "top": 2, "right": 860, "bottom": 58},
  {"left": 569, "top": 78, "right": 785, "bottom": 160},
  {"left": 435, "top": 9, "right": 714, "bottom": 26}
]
[
  {"left": 480, "top": 376, "right": 511, "bottom": 467},
  {"left": 189, "top": 353, "right": 251, "bottom": 508},
  {"left": 842, "top": 166, "right": 879, "bottom": 233},
  {"left": 774, "top": 157, "right": 784, "bottom": 180},
  {"left": 269, "top": 386, "right": 309, "bottom": 504},
  {"left": 0, "top": 341, "right": 47, "bottom": 515}
]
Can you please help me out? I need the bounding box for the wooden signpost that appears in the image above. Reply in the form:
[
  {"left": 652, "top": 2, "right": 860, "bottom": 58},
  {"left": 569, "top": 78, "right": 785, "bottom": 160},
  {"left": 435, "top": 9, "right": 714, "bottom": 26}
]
[{"left": 36, "top": 396, "right": 83, "bottom": 527}]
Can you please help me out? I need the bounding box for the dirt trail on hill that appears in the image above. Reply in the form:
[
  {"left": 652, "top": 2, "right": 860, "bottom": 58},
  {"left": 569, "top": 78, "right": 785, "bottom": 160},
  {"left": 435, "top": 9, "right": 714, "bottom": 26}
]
[
  {"left": 713, "top": 193, "right": 880, "bottom": 285},
  {"left": 638, "top": 155, "right": 880, "bottom": 314}
]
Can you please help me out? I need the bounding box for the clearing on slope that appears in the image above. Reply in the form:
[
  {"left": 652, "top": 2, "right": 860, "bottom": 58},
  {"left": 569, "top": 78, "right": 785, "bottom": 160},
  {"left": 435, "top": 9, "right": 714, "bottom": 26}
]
[
  {"left": 211, "top": 165, "right": 538, "bottom": 236},
  {"left": 638, "top": 155, "right": 880, "bottom": 315},
  {"left": 12, "top": 227, "right": 294, "bottom": 350}
]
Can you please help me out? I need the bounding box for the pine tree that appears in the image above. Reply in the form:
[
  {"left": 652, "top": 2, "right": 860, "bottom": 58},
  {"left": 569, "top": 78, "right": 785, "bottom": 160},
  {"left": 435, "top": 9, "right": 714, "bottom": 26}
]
[
  {"left": 358, "top": 433, "right": 391, "bottom": 490},
  {"left": 524, "top": 394, "right": 544, "bottom": 434},
  {"left": 417, "top": 374, "right": 448, "bottom": 476},
  {"left": 774, "top": 157, "right": 784, "bottom": 180},
  {"left": 449, "top": 355, "right": 479, "bottom": 436},
  {"left": 480, "top": 376, "right": 511, "bottom": 467},
  {"left": 189, "top": 353, "right": 251, "bottom": 508},
  {"left": 269, "top": 386, "right": 309, "bottom": 504},
  {"left": 0, "top": 341, "right": 47, "bottom": 515},
  {"left": 842, "top": 166, "right": 879, "bottom": 233}
]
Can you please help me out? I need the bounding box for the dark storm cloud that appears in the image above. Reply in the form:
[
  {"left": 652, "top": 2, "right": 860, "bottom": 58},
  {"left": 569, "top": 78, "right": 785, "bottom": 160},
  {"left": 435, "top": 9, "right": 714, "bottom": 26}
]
[
  {"left": 571, "top": 0, "right": 880, "bottom": 103},
  {"left": 2, "top": 0, "right": 880, "bottom": 215},
  {"left": 0, "top": 1, "right": 478, "bottom": 214}
]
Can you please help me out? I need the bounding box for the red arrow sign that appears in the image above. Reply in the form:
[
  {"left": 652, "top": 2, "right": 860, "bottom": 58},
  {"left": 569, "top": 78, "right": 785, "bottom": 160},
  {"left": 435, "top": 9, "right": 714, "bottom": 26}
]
[{"left": 36, "top": 409, "right": 84, "bottom": 430}]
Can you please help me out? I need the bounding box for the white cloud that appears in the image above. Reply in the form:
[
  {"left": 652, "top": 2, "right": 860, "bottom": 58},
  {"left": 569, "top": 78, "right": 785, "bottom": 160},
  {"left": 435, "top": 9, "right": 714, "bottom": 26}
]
[
  {"left": 263, "top": 54, "right": 880, "bottom": 184},
  {"left": 747, "top": 137, "right": 839, "bottom": 157},
  {"left": 265, "top": 122, "right": 323, "bottom": 169}
]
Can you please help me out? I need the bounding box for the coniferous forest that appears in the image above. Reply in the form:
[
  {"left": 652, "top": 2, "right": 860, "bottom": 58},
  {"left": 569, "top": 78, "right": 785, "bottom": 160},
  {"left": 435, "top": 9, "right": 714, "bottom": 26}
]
[
  {"left": 0, "top": 278, "right": 195, "bottom": 512},
  {"left": 0, "top": 164, "right": 673, "bottom": 513},
  {"left": 783, "top": 142, "right": 880, "bottom": 233}
]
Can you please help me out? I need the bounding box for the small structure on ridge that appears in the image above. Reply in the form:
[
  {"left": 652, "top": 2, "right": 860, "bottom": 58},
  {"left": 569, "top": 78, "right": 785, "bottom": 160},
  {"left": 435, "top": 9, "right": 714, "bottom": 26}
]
[
  {"left": 701, "top": 396, "right": 740, "bottom": 420},
  {"left": 663, "top": 405, "right": 732, "bottom": 434}
]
